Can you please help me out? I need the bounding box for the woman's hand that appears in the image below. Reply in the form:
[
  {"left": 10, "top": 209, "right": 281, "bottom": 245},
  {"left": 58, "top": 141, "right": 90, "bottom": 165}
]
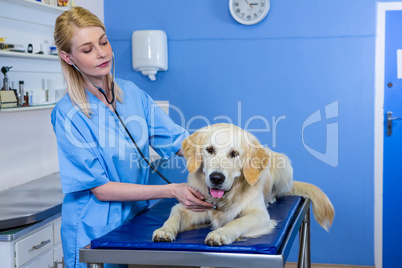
[{"left": 170, "top": 183, "right": 214, "bottom": 212}]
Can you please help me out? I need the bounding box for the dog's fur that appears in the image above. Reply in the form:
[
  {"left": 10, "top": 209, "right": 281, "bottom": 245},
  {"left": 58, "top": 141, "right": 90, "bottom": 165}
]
[{"left": 153, "top": 123, "right": 334, "bottom": 246}]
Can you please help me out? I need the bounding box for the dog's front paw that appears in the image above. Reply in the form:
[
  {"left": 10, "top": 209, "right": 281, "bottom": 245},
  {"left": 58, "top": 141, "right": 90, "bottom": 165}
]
[
  {"left": 205, "top": 229, "right": 235, "bottom": 246},
  {"left": 152, "top": 228, "right": 176, "bottom": 242}
]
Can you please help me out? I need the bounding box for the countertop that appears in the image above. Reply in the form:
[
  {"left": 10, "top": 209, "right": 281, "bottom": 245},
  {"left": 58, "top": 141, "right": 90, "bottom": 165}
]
[{"left": 0, "top": 173, "right": 63, "bottom": 232}]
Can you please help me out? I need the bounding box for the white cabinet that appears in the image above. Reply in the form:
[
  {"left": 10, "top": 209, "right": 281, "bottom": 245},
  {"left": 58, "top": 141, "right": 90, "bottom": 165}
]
[
  {"left": 0, "top": 216, "right": 63, "bottom": 268},
  {"left": 20, "top": 250, "right": 53, "bottom": 268},
  {"left": 15, "top": 225, "right": 54, "bottom": 267},
  {"left": 53, "top": 219, "right": 63, "bottom": 268},
  {"left": 53, "top": 243, "right": 64, "bottom": 268}
]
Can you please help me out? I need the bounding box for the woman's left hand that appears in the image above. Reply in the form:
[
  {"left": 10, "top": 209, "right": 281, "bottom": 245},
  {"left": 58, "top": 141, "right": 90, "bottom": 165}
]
[{"left": 170, "top": 183, "right": 214, "bottom": 212}]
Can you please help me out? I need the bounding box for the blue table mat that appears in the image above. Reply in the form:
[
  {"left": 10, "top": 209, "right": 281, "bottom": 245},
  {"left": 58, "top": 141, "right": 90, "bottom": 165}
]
[{"left": 91, "top": 196, "right": 302, "bottom": 255}]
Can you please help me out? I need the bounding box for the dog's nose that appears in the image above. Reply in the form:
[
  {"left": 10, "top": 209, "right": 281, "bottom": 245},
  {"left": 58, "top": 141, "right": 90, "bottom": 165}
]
[{"left": 210, "top": 172, "right": 225, "bottom": 185}]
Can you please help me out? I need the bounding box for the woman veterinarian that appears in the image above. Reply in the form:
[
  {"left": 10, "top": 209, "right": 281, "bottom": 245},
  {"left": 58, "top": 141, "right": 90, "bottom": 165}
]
[{"left": 51, "top": 7, "right": 213, "bottom": 268}]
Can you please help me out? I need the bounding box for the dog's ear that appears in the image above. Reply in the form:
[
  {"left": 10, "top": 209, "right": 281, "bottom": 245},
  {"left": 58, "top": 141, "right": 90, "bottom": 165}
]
[
  {"left": 243, "top": 142, "right": 270, "bottom": 186},
  {"left": 182, "top": 132, "right": 203, "bottom": 173}
]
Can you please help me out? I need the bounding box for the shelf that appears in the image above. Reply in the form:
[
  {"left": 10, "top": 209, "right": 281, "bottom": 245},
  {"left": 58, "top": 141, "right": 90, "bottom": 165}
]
[
  {"left": 0, "top": 50, "right": 59, "bottom": 60},
  {"left": 0, "top": 104, "right": 56, "bottom": 112},
  {"left": 0, "top": 0, "right": 70, "bottom": 13}
]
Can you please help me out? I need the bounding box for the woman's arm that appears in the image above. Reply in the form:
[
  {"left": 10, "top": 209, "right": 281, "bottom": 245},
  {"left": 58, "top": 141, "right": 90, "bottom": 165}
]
[{"left": 91, "top": 182, "right": 214, "bottom": 212}]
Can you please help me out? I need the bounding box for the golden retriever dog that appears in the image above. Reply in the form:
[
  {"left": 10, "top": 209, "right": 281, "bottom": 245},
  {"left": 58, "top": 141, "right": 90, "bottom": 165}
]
[{"left": 153, "top": 123, "right": 334, "bottom": 246}]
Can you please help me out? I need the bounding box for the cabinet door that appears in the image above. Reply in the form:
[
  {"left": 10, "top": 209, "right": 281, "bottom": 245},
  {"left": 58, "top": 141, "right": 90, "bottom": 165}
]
[
  {"left": 15, "top": 225, "right": 53, "bottom": 267},
  {"left": 20, "top": 250, "right": 53, "bottom": 268},
  {"left": 53, "top": 243, "right": 63, "bottom": 268},
  {"left": 53, "top": 219, "right": 62, "bottom": 245}
]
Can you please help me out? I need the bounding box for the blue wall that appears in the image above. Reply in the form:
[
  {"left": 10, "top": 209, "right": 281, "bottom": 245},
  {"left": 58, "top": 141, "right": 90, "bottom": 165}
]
[{"left": 105, "top": 0, "right": 378, "bottom": 265}]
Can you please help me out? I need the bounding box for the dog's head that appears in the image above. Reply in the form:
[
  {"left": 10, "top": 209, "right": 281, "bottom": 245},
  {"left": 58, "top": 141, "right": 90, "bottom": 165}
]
[{"left": 182, "top": 123, "right": 270, "bottom": 199}]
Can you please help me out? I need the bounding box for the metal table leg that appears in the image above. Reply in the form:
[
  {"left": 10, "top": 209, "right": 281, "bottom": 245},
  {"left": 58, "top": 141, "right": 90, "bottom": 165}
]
[
  {"left": 305, "top": 209, "right": 311, "bottom": 268},
  {"left": 297, "top": 208, "right": 311, "bottom": 268},
  {"left": 88, "top": 264, "right": 103, "bottom": 268}
]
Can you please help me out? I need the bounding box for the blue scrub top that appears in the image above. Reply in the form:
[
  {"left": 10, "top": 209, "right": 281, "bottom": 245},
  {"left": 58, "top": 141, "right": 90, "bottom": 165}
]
[{"left": 51, "top": 78, "right": 189, "bottom": 268}]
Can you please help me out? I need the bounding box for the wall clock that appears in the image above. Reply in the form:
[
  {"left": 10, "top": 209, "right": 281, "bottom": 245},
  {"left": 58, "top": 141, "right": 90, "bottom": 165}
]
[{"left": 229, "top": 0, "right": 270, "bottom": 25}]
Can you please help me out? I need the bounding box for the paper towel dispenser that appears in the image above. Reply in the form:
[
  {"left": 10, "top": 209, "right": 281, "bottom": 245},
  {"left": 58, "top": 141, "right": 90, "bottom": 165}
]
[{"left": 132, "top": 30, "right": 168, "bottom": 81}]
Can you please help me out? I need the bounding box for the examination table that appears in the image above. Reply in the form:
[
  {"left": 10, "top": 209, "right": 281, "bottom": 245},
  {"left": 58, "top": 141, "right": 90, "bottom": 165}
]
[{"left": 79, "top": 195, "right": 311, "bottom": 268}]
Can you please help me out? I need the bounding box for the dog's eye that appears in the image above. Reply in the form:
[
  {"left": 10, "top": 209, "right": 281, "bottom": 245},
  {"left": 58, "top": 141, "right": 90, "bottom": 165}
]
[
  {"left": 206, "top": 146, "right": 214, "bottom": 154},
  {"left": 230, "top": 150, "right": 239, "bottom": 158}
]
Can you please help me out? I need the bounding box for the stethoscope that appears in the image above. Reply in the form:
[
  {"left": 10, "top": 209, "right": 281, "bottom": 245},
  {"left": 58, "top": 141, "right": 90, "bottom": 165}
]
[{"left": 70, "top": 54, "right": 172, "bottom": 184}]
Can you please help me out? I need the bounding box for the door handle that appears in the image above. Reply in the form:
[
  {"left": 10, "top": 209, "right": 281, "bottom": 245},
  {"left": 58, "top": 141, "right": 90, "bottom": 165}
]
[
  {"left": 32, "top": 239, "right": 51, "bottom": 250},
  {"left": 387, "top": 111, "right": 402, "bottom": 136}
]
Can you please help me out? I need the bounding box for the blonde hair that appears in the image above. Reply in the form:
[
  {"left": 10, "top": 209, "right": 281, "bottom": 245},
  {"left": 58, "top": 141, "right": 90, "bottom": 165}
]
[{"left": 54, "top": 6, "right": 123, "bottom": 117}]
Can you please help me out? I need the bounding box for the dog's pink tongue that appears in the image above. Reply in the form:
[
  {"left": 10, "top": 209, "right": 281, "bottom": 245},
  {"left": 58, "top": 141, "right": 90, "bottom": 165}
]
[{"left": 210, "top": 188, "right": 224, "bottom": 198}]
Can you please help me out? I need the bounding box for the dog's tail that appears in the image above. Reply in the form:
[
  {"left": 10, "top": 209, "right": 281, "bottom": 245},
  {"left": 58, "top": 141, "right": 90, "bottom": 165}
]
[{"left": 287, "top": 181, "right": 334, "bottom": 231}]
